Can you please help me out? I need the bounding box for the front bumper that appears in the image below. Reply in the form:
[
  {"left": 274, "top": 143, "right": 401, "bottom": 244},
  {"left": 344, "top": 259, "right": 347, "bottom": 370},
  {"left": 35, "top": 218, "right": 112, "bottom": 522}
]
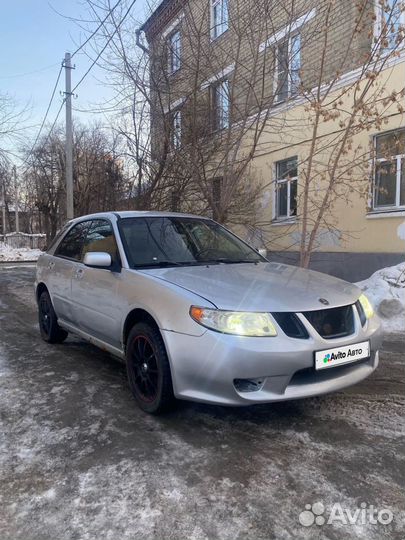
[{"left": 162, "top": 314, "right": 382, "bottom": 406}]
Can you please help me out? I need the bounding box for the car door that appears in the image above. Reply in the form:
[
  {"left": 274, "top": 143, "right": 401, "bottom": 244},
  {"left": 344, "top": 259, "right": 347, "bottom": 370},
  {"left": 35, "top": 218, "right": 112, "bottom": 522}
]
[
  {"left": 70, "top": 219, "right": 122, "bottom": 349},
  {"left": 48, "top": 221, "right": 90, "bottom": 324}
]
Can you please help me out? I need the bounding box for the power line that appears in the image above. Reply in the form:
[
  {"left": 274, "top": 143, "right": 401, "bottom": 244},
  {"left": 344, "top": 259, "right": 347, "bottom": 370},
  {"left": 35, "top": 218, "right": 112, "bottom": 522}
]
[
  {"left": 71, "top": 0, "right": 137, "bottom": 94},
  {"left": 0, "top": 62, "right": 59, "bottom": 80},
  {"left": 19, "top": 63, "right": 64, "bottom": 170},
  {"left": 26, "top": 98, "right": 66, "bottom": 169},
  {"left": 71, "top": 0, "right": 123, "bottom": 58},
  {"left": 20, "top": 0, "right": 135, "bottom": 174},
  {"left": 41, "top": 98, "right": 66, "bottom": 145}
]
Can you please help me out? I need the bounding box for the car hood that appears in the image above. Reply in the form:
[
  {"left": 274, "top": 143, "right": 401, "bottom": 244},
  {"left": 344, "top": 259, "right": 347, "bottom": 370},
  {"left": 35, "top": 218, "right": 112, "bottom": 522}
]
[{"left": 141, "top": 262, "right": 360, "bottom": 312}]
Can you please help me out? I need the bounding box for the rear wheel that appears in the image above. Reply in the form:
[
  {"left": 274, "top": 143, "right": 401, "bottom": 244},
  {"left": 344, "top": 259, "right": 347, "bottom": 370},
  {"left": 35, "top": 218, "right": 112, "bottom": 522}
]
[
  {"left": 38, "top": 290, "right": 68, "bottom": 344},
  {"left": 126, "top": 322, "right": 175, "bottom": 414}
]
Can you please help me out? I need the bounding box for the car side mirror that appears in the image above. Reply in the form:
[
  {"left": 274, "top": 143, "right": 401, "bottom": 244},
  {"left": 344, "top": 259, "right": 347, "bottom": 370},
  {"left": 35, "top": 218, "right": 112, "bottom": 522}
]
[
  {"left": 258, "top": 248, "right": 268, "bottom": 258},
  {"left": 83, "top": 251, "right": 112, "bottom": 269}
]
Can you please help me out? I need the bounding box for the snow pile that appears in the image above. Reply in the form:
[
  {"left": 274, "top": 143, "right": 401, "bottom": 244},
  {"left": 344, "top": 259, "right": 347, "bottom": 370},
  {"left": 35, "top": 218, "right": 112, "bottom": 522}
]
[
  {"left": 0, "top": 241, "right": 42, "bottom": 262},
  {"left": 356, "top": 262, "right": 405, "bottom": 335}
]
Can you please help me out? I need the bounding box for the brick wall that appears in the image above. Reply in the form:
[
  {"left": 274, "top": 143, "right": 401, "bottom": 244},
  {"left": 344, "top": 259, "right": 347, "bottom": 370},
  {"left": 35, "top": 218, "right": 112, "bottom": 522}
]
[{"left": 143, "top": 0, "right": 376, "bottom": 165}]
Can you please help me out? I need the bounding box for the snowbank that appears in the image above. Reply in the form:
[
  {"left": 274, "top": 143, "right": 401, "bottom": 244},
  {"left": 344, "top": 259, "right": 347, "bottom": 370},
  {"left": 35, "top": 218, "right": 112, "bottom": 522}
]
[
  {"left": 356, "top": 262, "right": 405, "bottom": 336},
  {"left": 0, "top": 241, "right": 42, "bottom": 262}
]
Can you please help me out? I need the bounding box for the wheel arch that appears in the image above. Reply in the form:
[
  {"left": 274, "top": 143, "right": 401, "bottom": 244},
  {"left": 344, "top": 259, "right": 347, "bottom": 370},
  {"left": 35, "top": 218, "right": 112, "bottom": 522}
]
[{"left": 122, "top": 308, "right": 161, "bottom": 352}]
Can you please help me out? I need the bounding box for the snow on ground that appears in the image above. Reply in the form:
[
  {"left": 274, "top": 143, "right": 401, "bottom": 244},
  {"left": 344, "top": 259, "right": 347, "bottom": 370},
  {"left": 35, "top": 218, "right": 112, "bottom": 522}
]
[
  {"left": 356, "top": 262, "right": 405, "bottom": 335},
  {"left": 0, "top": 241, "right": 42, "bottom": 262}
]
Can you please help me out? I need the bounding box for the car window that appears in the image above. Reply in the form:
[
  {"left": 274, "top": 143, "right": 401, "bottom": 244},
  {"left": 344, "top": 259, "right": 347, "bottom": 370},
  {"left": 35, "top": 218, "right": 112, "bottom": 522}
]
[
  {"left": 46, "top": 222, "right": 71, "bottom": 253},
  {"left": 55, "top": 221, "right": 90, "bottom": 261},
  {"left": 119, "top": 217, "right": 263, "bottom": 268},
  {"left": 82, "top": 219, "right": 119, "bottom": 262}
]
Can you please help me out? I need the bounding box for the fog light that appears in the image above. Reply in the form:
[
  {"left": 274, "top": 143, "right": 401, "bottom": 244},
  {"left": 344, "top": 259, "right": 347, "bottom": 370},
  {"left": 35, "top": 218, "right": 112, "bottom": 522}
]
[{"left": 234, "top": 378, "right": 265, "bottom": 393}]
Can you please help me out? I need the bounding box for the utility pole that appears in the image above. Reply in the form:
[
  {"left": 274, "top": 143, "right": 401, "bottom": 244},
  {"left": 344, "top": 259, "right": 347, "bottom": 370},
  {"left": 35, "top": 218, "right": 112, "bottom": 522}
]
[
  {"left": 64, "top": 52, "right": 74, "bottom": 220},
  {"left": 13, "top": 165, "right": 19, "bottom": 233}
]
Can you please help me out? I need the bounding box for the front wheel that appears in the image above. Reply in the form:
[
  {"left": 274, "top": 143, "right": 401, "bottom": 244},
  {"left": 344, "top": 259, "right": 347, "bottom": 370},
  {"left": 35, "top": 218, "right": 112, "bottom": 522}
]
[
  {"left": 126, "top": 323, "right": 175, "bottom": 414},
  {"left": 38, "top": 291, "right": 68, "bottom": 344}
]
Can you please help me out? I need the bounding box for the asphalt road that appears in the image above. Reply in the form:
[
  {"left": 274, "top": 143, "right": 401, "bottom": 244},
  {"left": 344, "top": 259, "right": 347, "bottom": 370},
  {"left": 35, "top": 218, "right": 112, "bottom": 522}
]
[{"left": 0, "top": 264, "right": 404, "bottom": 540}]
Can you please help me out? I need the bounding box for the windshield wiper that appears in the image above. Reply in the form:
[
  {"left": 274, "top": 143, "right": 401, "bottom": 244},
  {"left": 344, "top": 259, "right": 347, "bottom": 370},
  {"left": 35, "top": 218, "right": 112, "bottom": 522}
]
[
  {"left": 135, "top": 260, "right": 202, "bottom": 268},
  {"left": 135, "top": 260, "right": 182, "bottom": 268},
  {"left": 205, "top": 258, "right": 260, "bottom": 265}
]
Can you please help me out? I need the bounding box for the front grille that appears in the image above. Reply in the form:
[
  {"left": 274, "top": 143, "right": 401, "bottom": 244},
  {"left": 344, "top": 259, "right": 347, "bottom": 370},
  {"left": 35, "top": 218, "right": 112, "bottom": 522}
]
[
  {"left": 303, "top": 304, "right": 354, "bottom": 339},
  {"left": 272, "top": 312, "right": 309, "bottom": 339}
]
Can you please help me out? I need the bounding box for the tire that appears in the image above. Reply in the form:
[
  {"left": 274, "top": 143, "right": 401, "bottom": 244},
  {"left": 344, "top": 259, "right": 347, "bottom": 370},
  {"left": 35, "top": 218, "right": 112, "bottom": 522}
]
[
  {"left": 126, "top": 322, "right": 175, "bottom": 414},
  {"left": 38, "top": 290, "right": 68, "bottom": 344}
]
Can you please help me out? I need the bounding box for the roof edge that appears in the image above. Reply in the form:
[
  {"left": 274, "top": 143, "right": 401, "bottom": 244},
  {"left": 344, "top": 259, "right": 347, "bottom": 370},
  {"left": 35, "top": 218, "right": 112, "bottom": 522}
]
[{"left": 140, "top": 0, "right": 185, "bottom": 39}]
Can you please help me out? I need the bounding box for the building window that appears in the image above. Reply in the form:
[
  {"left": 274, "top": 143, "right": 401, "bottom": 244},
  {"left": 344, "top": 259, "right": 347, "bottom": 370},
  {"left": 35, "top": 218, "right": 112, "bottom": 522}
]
[
  {"left": 212, "top": 177, "right": 222, "bottom": 220},
  {"left": 375, "top": 0, "right": 405, "bottom": 52},
  {"left": 170, "top": 190, "right": 180, "bottom": 212},
  {"left": 171, "top": 110, "right": 182, "bottom": 149},
  {"left": 168, "top": 30, "right": 181, "bottom": 74},
  {"left": 211, "top": 0, "right": 228, "bottom": 40},
  {"left": 275, "top": 33, "right": 301, "bottom": 103},
  {"left": 373, "top": 129, "right": 405, "bottom": 210},
  {"left": 211, "top": 79, "right": 230, "bottom": 130},
  {"left": 274, "top": 157, "right": 298, "bottom": 220}
]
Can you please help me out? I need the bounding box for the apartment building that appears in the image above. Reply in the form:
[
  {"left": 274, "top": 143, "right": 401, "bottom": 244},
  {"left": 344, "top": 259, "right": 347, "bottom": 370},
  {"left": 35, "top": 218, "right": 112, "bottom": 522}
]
[{"left": 140, "top": 0, "right": 405, "bottom": 280}]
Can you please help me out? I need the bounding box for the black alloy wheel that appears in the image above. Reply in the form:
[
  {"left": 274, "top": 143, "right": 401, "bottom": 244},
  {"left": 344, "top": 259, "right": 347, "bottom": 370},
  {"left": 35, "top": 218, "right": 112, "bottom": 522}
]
[{"left": 126, "top": 322, "right": 174, "bottom": 414}]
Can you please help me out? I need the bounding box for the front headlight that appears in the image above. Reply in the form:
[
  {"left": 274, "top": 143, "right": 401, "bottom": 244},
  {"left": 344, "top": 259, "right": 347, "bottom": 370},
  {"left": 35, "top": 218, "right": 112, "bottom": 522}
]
[
  {"left": 358, "top": 293, "right": 374, "bottom": 319},
  {"left": 190, "top": 306, "right": 277, "bottom": 337}
]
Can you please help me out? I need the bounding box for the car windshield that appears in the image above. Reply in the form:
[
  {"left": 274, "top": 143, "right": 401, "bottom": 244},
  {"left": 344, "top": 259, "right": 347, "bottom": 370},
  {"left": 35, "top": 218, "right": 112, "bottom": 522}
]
[{"left": 119, "top": 217, "right": 264, "bottom": 268}]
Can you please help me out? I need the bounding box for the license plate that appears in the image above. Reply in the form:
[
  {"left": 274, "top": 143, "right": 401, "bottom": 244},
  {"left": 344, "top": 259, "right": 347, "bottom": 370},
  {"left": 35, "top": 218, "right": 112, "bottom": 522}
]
[{"left": 315, "top": 341, "right": 370, "bottom": 370}]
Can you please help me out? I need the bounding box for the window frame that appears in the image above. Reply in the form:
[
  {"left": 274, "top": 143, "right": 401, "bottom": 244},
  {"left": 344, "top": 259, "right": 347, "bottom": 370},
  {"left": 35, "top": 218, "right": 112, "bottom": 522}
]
[
  {"left": 274, "top": 32, "right": 301, "bottom": 104},
  {"left": 372, "top": 129, "right": 405, "bottom": 211},
  {"left": 374, "top": 0, "right": 405, "bottom": 54},
  {"left": 211, "top": 78, "right": 230, "bottom": 131},
  {"left": 167, "top": 28, "right": 181, "bottom": 75},
  {"left": 171, "top": 109, "right": 182, "bottom": 149},
  {"left": 273, "top": 157, "right": 298, "bottom": 221},
  {"left": 210, "top": 0, "right": 229, "bottom": 41}
]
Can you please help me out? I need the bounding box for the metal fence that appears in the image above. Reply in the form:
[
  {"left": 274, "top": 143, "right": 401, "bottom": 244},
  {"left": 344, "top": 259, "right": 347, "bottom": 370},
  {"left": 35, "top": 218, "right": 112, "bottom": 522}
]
[{"left": 2, "top": 232, "right": 46, "bottom": 250}]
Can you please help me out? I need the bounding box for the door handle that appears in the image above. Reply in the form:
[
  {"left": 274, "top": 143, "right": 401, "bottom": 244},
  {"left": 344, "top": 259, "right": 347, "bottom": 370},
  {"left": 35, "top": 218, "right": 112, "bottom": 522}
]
[
  {"left": 47, "top": 261, "right": 55, "bottom": 270},
  {"left": 75, "top": 268, "right": 84, "bottom": 279}
]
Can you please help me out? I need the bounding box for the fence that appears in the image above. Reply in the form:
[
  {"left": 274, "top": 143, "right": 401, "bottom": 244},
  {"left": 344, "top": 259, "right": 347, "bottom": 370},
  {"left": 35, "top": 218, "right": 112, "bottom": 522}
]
[{"left": 2, "top": 232, "right": 46, "bottom": 250}]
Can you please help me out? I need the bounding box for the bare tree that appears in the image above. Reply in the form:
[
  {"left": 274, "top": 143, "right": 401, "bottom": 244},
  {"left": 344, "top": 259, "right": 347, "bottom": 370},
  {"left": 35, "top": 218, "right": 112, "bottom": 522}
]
[
  {"left": 22, "top": 122, "right": 128, "bottom": 239},
  {"left": 78, "top": 0, "right": 405, "bottom": 265},
  {"left": 0, "top": 92, "right": 30, "bottom": 166}
]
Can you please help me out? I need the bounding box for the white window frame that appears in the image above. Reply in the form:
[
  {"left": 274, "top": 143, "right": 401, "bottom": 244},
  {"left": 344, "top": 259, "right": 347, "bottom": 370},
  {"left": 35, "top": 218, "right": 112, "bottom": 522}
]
[
  {"left": 210, "top": 0, "right": 229, "bottom": 40},
  {"left": 273, "top": 158, "right": 298, "bottom": 221},
  {"left": 373, "top": 130, "right": 405, "bottom": 210},
  {"left": 201, "top": 63, "right": 235, "bottom": 90},
  {"left": 168, "top": 29, "right": 181, "bottom": 75},
  {"left": 259, "top": 8, "right": 316, "bottom": 52},
  {"left": 171, "top": 109, "right": 182, "bottom": 149},
  {"left": 274, "top": 33, "right": 301, "bottom": 103},
  {"left": 374, "top": 0, "right": 405, "bottom": 53},
  {"left": 212, "top": 79, "right": 230, "bottom": 130}
]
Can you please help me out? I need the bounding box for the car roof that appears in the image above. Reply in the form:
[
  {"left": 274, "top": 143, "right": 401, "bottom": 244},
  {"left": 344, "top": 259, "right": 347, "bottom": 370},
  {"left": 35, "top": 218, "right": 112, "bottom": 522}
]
[{"left": 69, "top": 210, "right": 211, "bottom": 224}]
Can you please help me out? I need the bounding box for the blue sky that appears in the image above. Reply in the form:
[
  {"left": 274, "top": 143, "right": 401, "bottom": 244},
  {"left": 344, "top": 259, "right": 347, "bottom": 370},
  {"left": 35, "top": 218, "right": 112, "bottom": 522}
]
[{"left": 0, "top": 0, "right": 149, "bottom": 158}]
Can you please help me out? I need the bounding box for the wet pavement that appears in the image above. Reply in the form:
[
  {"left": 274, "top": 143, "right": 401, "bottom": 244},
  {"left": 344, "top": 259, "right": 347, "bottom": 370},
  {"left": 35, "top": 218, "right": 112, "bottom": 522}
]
[{"left": 0, "top": 264, "right": 404, "bottom": 540}]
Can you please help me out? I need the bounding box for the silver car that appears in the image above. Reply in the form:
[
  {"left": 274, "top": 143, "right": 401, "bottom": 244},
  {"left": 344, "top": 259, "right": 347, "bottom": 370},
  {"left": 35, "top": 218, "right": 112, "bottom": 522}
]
[{"left": 35, "top": 211, "right": 381, "bottom": 414}]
